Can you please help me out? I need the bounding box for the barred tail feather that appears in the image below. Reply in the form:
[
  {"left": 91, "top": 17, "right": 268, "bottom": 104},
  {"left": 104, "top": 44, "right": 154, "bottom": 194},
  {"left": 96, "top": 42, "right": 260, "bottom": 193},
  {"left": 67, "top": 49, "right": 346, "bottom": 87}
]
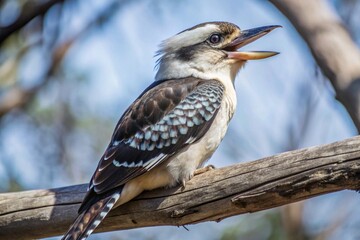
[{"left": 62, "top": 192, "right": 121, "bottom": 240}]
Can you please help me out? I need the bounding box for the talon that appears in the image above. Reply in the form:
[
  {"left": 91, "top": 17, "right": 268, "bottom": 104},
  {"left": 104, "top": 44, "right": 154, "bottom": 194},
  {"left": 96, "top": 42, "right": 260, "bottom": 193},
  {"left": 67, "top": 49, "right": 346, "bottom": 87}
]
[
  {"left": 194, "top": 165, "right": 216, "bottom": 175},
  {"left": 181, "top": 179, "right": 186, "bottom": 190},
  {"left": 207, "top": 164, "right": 216, "bottom": 170}
]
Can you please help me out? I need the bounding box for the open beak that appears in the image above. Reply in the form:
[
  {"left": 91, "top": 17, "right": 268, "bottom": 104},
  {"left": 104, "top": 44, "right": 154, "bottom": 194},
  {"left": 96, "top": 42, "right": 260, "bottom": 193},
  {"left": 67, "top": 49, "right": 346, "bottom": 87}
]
[{"left": 225, "top": 25, "right": 281, "bottom": 60}]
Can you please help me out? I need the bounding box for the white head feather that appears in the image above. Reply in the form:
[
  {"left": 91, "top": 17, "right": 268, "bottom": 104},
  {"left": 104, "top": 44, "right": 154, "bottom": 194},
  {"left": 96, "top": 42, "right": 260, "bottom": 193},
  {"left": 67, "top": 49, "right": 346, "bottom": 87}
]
[{"left": 155, "top": 22, "right": 243, "bottom": 83}]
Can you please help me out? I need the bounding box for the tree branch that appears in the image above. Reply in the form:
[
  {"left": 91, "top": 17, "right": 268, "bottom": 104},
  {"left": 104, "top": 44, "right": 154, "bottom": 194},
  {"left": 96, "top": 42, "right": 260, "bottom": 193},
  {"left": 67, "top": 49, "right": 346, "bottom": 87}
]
[
  {"left": 269, "top": 0, "right": 360, "bottom": 133},
  {"left": 0, "top": 0, "right": 123, "bottom": 118},
  {"left": 1, "top": 136, "right": 360, "bottom": 239},
  {"left": 0, "top": 0, "right": 64, "bottom": 45}
]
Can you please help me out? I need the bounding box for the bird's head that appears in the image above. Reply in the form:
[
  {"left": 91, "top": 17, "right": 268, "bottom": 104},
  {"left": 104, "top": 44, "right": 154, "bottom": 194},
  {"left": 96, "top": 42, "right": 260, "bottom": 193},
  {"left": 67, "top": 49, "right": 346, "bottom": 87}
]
[{"left": 155, "top": 22, "right": 280, "bottom": 82}]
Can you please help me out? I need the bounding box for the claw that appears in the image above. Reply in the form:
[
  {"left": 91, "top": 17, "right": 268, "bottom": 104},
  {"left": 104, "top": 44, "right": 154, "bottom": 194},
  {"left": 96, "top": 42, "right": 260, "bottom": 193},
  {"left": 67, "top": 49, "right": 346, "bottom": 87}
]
[
  {"left": 181, "top": 179, "right": 186, "bottom": 190},
  {"left": 180, "top": 165, "right": 216, "bottom": 190},
  {"left": 194, "top": 165, "right": 215, "bottom": 176}
]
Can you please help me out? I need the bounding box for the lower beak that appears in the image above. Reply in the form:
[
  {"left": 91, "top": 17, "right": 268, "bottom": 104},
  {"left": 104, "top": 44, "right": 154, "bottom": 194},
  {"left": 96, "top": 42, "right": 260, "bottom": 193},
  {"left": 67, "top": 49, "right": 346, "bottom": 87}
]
[
  {"left": 227, "top": 51, "right": 279, "bottom": 60},
  {"left": 225, "top": 25, "right": 281, "bottom": 60}
]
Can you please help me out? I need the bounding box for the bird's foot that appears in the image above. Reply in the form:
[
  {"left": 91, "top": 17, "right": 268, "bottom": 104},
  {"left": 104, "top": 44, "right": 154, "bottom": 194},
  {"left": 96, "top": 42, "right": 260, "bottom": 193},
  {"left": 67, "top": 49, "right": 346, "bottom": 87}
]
[
  {"left": 180, "top": 165, "right": 215, "bottom": 190},
  {"left": 181, "top": 179, "right": 187, "bottom": 190},
  {"left": 194, "top": 164, "right": 215, "bottom": 176}
]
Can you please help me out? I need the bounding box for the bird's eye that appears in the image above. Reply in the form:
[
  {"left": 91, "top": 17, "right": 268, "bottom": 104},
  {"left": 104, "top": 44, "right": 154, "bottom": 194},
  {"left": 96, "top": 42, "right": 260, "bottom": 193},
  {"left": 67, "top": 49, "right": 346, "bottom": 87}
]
[{"left": 209, "top": 34, "right": 221, "bottom": 44}]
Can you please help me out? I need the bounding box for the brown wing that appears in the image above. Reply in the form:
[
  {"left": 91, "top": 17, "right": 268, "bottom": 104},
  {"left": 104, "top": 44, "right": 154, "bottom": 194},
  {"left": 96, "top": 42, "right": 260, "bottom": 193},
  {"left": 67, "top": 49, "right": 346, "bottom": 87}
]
[{"left": 79, "top": 77, "right": 224, "bottom": 213}]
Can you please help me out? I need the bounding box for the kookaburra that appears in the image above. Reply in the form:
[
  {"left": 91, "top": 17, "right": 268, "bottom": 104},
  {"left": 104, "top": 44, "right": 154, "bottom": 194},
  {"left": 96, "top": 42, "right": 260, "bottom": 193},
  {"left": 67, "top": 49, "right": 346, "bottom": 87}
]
[{"left": 62, "top": 21, "right": 280, "bottom": 240}]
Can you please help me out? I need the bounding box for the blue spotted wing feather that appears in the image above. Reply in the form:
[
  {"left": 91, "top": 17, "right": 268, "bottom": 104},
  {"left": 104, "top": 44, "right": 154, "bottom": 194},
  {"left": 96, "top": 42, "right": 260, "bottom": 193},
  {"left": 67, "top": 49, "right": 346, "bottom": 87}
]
[{"left": 79, "top": 77, "right": 224, "bottom": 213}]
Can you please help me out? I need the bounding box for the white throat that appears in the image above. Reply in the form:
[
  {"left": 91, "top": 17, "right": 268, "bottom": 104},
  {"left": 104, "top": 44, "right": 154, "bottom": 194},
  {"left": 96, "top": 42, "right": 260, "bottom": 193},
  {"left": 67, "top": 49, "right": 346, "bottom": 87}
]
[{"left": 155, "top": 56, "right": 244, "bottom": 84}]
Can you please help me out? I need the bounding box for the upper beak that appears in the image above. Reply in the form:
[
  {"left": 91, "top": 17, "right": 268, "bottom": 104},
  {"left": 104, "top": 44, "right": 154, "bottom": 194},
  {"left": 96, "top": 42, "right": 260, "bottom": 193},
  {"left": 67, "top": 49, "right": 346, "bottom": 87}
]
[{"left": 225, "top": 25, "right": 281, "bottom": 60}]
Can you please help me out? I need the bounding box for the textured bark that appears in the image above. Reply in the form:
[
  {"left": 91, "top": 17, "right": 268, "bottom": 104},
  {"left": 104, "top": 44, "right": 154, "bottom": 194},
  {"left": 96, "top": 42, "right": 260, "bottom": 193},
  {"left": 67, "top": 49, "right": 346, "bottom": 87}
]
[
  {"left": 270, "top": 0, "right": 360, "bottom": 132},
  {"left": 1, "top": 136, "right": 360, "bottom": 239}
]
